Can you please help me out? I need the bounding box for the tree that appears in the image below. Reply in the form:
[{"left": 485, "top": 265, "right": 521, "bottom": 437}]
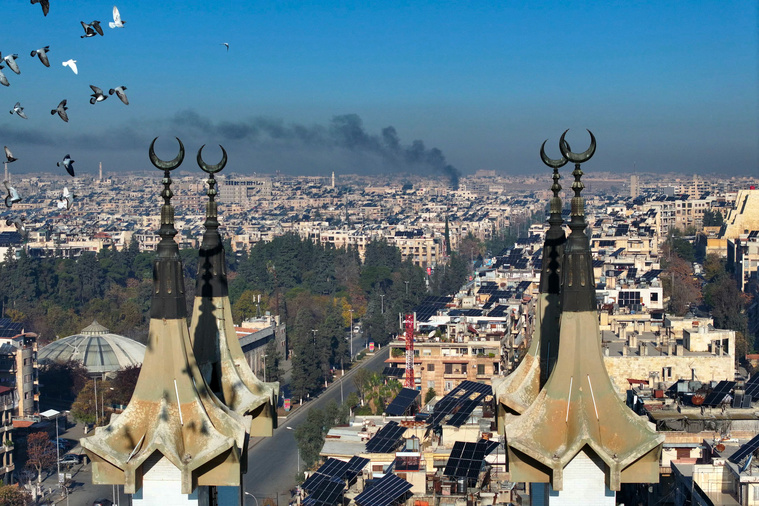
[
  {"left": 424, "top": 387, "right": 436, "bottom": 404},
  {"left": 0, "top": 484, "right": 32, "bottom": 506},
  {"left": 25, "top": 432, "right": 56, "bottom": 487},
  {"left": 264, "top": 340, "right": 284, "bottom": 383},
  {"left": 112, "top": 364, "right": 142, "bottom": 406},
  {"left": 662, "top": 255, "right": 701, "bottom": 315},
  {"left": 39, "top": 360, "right": 89, "bottom": 402},
  {"left": 293, "top": 408, "right": 327, "bottom": 471}
]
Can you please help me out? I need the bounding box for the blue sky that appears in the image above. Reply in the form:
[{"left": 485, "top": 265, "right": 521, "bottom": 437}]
[{"left": 1, "top": 0, "right": 757, "bottom": 180}]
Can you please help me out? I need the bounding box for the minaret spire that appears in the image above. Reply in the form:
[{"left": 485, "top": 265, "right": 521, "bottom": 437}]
[
  {"left": 81, "top": 138, "right": 250, "bottom": 500},
  {"left": 504, "top": 131, "right": 662, "bottom": 498},
  {"left": 494, "top": 140, "right": 566, "bottom": 425},
  {"left": 189, "top": 144, "right": 279, "bottom": 437}
]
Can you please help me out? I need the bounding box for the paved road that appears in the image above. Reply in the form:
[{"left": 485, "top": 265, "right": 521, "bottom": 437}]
[{"left": 243, "top": 346, "right": 389, "bottom": 506}]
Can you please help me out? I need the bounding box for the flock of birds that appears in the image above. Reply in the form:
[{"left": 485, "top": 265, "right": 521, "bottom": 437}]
[
  {"left": 4, "top": 2, "right": 230, "bottom": 238},
  {"left": 3, "top": 3, "right": 128, "bottom": 237}
]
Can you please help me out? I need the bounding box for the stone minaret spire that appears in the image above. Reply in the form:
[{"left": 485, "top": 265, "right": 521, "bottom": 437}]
[
  {"left": 494, "top": 142, "right": 566, "bottom": 427},
  {"left": 189, "top": 145, "right": 279, "bottom": 437},
  {"left": 504, "top": 131, "right": 662, "bottom": 503},
  {"left": 82, "top": 138, "right": 249, "bottom": 502}
]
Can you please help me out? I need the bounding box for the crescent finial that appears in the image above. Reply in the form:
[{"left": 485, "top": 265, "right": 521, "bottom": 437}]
[
  {"left": 559, "top": 129, "right": 596, "bottom": 164},
  {"left": 540, "top": 140, "right": 568, "bottom": 169},
  {"left": 197, "top": 144, "right": 227, "bottom": 174},
  {"left": 149, "top": 137, "right": 185, "bottom": 171}
]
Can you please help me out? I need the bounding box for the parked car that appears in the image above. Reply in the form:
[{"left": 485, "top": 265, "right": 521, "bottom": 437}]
[
  {"left": 92, "top": 499, "right": 113, "bottom": 506},
  {"left": 59, "top": 454, "right": 81, "bottom": 466}
]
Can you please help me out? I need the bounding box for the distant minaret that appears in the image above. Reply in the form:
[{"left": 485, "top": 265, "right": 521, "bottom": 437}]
[
  {"left": 3, "top": 162, "right": 7, "bottom": 183},
  {"left": 331, "top": 171, "right": 335, "bottom": 188},
  {"left": 99, "top": 162, "right": 103, "bottom": 181},
  {"left": 504, "top": 131, "right": 662, "bottom": 504},
  {"left": 630, "top": 174, "right": 639, "bottom": 198}
]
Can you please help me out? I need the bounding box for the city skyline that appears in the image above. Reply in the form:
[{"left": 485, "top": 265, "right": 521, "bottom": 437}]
[{"left": 1, "top": 1, "right": 756, "bottom": 180}]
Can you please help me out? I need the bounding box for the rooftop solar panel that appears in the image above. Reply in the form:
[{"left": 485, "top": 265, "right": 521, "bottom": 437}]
[
  {"left": 385, "top": 388, "right": 419, "bottom": 416},
  {"left": 443, "top": 441, "right": 487, "bottom": 479},
  {"left": 366, "top": 421, "right": 406, "bottom": 453},
  {"left": 427, "top": 381, "right": 492, "bottom": 427},
  {"left": 703, "top": 381, "right": 736, "bottom": 407},
  {"left": 383, "top": 367, "right": 405, "bottom": 378},
  {"left": 303, "top": 478, "right": 345, "bottom": 506},
  {"left": 729, "top": 433, "right": 759, "bottom": 464},
  {"left": 354, "top": 473, "right": 412, "bottom": 506},
  {"left": 480, "top": 439, "right": 500, "bottom": 455}
]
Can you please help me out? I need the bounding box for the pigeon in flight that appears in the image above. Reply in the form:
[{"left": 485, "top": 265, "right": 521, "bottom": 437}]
[
  {"left": 62, "top": 59, "right": 77, "bottom": 74},
  {"left": 109, "top": 6, "right": 125, "bottom": 28},
  {"left": 57, "top": 154, "right": 75, "bottom": 177},
  {"left": 57, "top": 187, "right": 76, "bottom": 210},
  {"left": 10, "top": 102, "right": 27, "bottom": 119},
  {"left": 89, "top": 85, "right": 107, "bottom": 104},
  {"left": 222, "top": 43, "right": 229, "bottom": 51},
  {"left": 31, "top": 46, "right": 51, "bottom": 67},
  {"left": 51, "top": 99, "right": 69, "bottom": 122},
  {"left": 0, "top": 67, "right": 9, "bottom": 87},
  {"left": 81, "top": 21, "right": 99, "bottom": 38},
  {"left": 31, "top": 0, "right": 49, "bottom": 16},
  {"left": 4, "top": 181, "right": 21, "bottom": 208},
  {"left": 6, "top": 216, "right": 27, "bottom": 237},
  {"left": 4, "top": 147, "right": 17, "bottom": 163},
  {"left": 3, "top": 54, "right": 20, "bottom": 74},
  {"left": 108, "top": 86, "right": 128, "bottom": 105}
]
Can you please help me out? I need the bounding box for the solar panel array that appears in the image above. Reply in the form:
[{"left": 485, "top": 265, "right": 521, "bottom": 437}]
[
  {"left": 732, "top": 392, "right": 752, "bottom": 409},
  {"left": 385, "top": 388, "right": 419, "bottom": 416},
  {"left": 427, "top": 381, "right": 492, "bottom": 428},
  {"left": 413, "top": 296, "right": 452, "bottom": 322},
  {"left": 354, "top": 473, "right": 412, "bottom": 506},
  {"left": 480, "top": 438, "right": 500, "bottom": 456},
  {"left": 302, "top": 456, "right": 370, "bottom": 506},
  {"left": 745, "top": 375, "right": 759, "bottom": 399},
  {"left": 703, "top": 381, "right": 736, "bottom": 407},
  {"left": 382, "top": 367, "right": 405, "bottom": 378},
  {"left": 0, "top": 319, "right": 23, "bottom": 338},
  {"left": 366, "top": 421, "right": 406, "bottom": 453},
  {"left": 487, "top": 305, "right": 508, "bottom": 318},
  {"left": 729, "top": 433, "right": 759, "bottom": 464},
  {"left": 443, "top": 440, "right": 487, "bottom": 479}
]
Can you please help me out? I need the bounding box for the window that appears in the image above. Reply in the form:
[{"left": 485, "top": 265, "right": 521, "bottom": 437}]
[
  {"left": 427, "top": 381, "right": 435, "bottom": 389},
  {"left": 477, "top": 364, "right": 485, "bottom": 375},
  {"left": 651, "top": 293, "right": 659, "bottom": 302},
  {"left": 444, "top": 364, "right": 453, "bottom": 374},
  {"left": 444, "top": 381, "right": 453, "bottom": 391},
  {"left": 422, "top": 349, "right": 431, "bottom": 356},
  {"left": 427, "top": 364, "right": 435, "bottom": 372}
]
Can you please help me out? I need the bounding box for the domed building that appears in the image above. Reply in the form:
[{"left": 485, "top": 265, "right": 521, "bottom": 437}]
[{"left": 38, "top": 320, "right": 146, "bottom": 375}]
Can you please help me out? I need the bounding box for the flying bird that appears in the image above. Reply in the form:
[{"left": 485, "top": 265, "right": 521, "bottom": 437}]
[
  {"left": 108, "top": 86, "right": 128, "bottom": 105},
  {"left": 109, "top": 6, "right": 125, "bottom": 28},
  {"left": 57, "top": 187, "right": 75, "bottom": 210},
  {"left": 3, "top": 54, "right": 20, "bottom": 74},
  {"left": 4, "top": 146, "right": 17, "bottom": 163},
  {"left": 30, "top": 46, "right": 50, "bottom": 67},
  {"left": 51, "top": 99, "right": 68, "bottom": 122},
  {"left": 10, "top": 102, "right": 27, "bottom": 119},
  {"left": 222, "top": 43, "right": 229, "bottom": 51},
  {"left": 89, "top": 85, "right": 107, "bottom": 104},
  {"left": 80, "top": 21, "right": 98, "bottom": 38},
  {"left": 62, "top": 59, "right": 77, "bottom": 74},
  {"left": 6, "top": 216, "right": 27, "bottom": 237},
  {"left": 31, "top": 0, "right": 49, "bottom": 16},
  {"left": 0, "top": 67, "right": 9, "bottom": 87},
  {"left": 57, "top": 154, "right": 75, "bottom": 177},
  {"left": 4, "top": 181, "right": 21, "bottom": 208}
]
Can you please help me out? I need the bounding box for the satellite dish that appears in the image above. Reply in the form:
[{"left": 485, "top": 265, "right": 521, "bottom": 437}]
[
  {"left": 716, "top": 443, "right": 726, "bottom": 452},
  {"left": 692, "top": 394, "right": 705, "bottom": 406}
]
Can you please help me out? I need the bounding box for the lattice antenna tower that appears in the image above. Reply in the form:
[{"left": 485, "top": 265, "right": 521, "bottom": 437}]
[{"left": 404, "top": 314, "right": 415, "bottom": 388}]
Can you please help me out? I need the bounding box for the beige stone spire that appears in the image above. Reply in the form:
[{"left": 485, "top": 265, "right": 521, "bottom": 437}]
[
  {"left": 189, "top": 145, "right": 279, "bottom": 437},
  {"left": 81, "top": 138, "right": 250, "bottom": 495},
  {"left": 505, "top": 132, "right": 662, "bottom": 492},
  {"left": 494, "top": 158, "right": 565, "bottom": 425}
]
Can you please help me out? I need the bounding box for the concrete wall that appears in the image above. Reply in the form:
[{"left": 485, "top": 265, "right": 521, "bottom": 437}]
[{"left": 604, "top": 354, "right": 734, "bottom": 395}]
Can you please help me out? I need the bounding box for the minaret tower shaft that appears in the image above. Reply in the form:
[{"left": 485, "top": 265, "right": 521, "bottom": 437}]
[
  {"left": 504, "top": 131, "right": 662, "bottom": 501},
  {"left": 81, "top": 138, "right": 249, "bottom": 502}
]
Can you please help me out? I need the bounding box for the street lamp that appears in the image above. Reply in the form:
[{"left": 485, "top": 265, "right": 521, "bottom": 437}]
[
  {"left": 93, "top": 378, "right": 98, "bottom": 427},
  {"left": 380, "top": 294, "right": 385, "bottom": 314},
  {"left": 286, "top": 426, "right": 301, "bottom": 474},
  {"left": 243, "top": 491, "right": 259, "bottom": 506},
  {"left": 349, "top": 309, "right": 354, "bottom": 360}
]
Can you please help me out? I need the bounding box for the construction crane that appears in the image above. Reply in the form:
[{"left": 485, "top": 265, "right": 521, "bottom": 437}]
[{"left": 404, "top": 313, "right": 415, "bottom": 388}]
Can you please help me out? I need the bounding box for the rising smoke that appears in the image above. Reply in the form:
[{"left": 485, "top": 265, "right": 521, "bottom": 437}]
[{"left": 169, "top": 111, "right": 461, "bottom": 188}]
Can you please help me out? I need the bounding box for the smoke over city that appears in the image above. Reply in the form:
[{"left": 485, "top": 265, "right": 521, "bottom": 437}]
[{"left": 168, "top": 111, "right": 461, "bottom": 188}]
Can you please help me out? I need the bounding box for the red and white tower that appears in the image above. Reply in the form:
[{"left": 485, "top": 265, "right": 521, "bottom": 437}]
[{"left": 403, "top": 314, "right": 415, "bottom": 388}]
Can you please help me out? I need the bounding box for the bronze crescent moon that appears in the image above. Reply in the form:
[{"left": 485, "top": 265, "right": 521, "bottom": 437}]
[
  {"left": 559, "top": 129, "right": 596, "bottom": 163},
  {"left": 149, "top": 137, "right": 185, "bottom": 171},
  {"left": 540, "top": 140, "right": 568, "bottom": 169},
  {"left": 197, "top": 144, "right": 227, "bottom": 174}
]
